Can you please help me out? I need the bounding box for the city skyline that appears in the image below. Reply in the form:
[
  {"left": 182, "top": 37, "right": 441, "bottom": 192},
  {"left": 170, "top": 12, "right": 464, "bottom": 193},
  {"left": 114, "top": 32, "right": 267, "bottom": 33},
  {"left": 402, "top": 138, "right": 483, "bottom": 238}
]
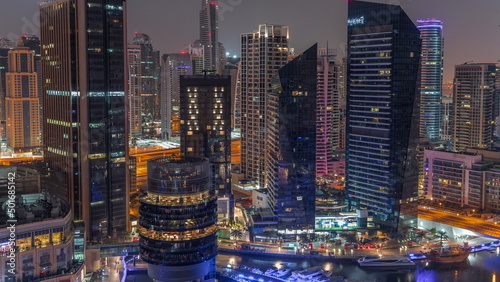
[{"left": 1, "top": 0, "right": 499, "bottom": 83}]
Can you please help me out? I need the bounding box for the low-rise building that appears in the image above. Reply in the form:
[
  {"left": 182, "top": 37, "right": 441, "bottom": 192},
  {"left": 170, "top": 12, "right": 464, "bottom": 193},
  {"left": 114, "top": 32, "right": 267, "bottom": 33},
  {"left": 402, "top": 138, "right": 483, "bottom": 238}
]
[
  {"left": 424, "top": 149, "right": 500, "bottom": 213},
  {"left": 0, "top": 192, "right": 85, "bottom": 282}
]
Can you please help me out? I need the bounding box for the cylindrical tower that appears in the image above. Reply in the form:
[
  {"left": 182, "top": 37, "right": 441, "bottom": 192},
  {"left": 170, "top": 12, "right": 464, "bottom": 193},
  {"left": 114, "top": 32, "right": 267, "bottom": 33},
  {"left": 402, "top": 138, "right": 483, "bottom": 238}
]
[{"left": 139, "top": 157, "right": 218, "bottom": 282}]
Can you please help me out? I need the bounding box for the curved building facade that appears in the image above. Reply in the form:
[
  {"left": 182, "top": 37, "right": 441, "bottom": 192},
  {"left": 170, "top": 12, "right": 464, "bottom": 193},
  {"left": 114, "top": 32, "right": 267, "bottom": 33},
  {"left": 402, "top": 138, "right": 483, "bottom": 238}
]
[
  {"left": 139, "top": 157, "right": 217, "bottom": 282},
  {"left": 0, "top": 193, "right": 85, "bottom": 282}
]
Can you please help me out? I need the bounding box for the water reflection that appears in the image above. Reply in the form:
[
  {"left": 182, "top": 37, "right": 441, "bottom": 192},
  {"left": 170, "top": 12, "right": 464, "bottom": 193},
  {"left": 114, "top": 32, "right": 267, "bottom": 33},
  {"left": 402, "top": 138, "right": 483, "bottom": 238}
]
[{"left": 217, "top": 249, "right": 500, "bottom": 282}]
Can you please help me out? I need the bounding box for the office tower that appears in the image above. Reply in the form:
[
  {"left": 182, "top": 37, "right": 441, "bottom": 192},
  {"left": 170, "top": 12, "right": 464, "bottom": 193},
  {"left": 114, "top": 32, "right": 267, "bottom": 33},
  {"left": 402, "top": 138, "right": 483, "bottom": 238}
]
[
  {"left": 441, "top": 96, "right": 453, "bottom": 146},
  {"left": 180, "top": 75, "right": 233, "bottom": 220},
  {"left": 128, "top": 45, "right": 142, "bottom": 140},
  {"left": 5, "top": 48, "right": 41, "bottom": 151},
  {"left": 316, "top": 48, "right": 340, "bottom": 177},
  {"left": 417, "top": 19, "right": 444, "bottom": 140},
  {"left": 267, "top": 44, "right": 317, "bottom": 233},
  {"left": 0, "top": 39, "right": 14, "bottom": 143},
  {"left": 131, "top": 33, "right": 161, "bottom": 138},
  {"left": 337, "top": 57, "right": 348, "bottom": 150},
  {"left": 495, "top": 64, "right": 500, "bottom": 137},
  {"left": 17, "top": 35, "right": 43, "bottom": 139},
  {"left": 196, "top": 0, "right": 227, "bottom": 74},
  {"left": 240, "top": 24, "right": 289, "bottom": 188},
  {"left": 453, "top": 63, "right": 496, "bottom": 152},
  {"left": 40, "top": 0, "right": 129, "bottom": 240},
  {"left": 346, "top": 0, "right": 421, "bottom": 233},
  {"left": 139, "top": 157, "right": 217, "bottom": 282},
  {"left": 184, "top": 44, "right": 205, "bottom": 75},
  {"left": 161, "top": 53, "right": 194, "bottom": 139}
]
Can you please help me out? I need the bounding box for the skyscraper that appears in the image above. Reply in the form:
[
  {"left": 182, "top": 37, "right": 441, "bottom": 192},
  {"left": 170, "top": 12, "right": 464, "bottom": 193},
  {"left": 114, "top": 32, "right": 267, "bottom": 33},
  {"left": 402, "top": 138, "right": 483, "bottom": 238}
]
[
  {"left": 346, "top": 0, "right": 421, "bottom": 233},
  {"left": 160, "top": 53, "right": 193, "bottom": 140},
  {"left": 267, "top": 44, "right": 318, "bottom": 233},
  {"left": 180, "top": 75, "right": 233, "bottom": 220},
  {"left": 40, "top": 0, "right": 129, "bottom": 240},
  {"left": 0, "top": 39, "right": 14, "bottom": 143},
  {"left": 453, "top": 63, "right": 496, "bottom": 152},
  {"left": 240, "top": 24, "right": 289, "bottom": 188},
  {"left": 417, "top": 19, "right": 444, "bottom": 140},
  {"left": 197, "top": 0, "right": 226, "bottom": 73},
  {"left": 127, "top": 44, "right": 143, "bottom": 140},
  {"left": 316, "top": 48, "right": 340, "bottom": 177},
  {"left": 5, "top": 48, "right": 40, "bottom": 152},
  {"left": 131, "top": 33, "right": 161, "bottom": 138}
]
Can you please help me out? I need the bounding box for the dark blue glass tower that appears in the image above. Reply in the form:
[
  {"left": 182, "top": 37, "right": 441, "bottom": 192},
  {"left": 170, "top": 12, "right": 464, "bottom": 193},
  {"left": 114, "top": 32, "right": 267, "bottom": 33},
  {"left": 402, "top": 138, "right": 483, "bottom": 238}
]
[
  {"left": 346, "top": 1, "right": 421, "bottom": 233},
  {"left": 267, "top": 44, "right": 317, "bottom": 234},
  {"left": 40, "top": 0, "right": 128, "bottom": 240}
]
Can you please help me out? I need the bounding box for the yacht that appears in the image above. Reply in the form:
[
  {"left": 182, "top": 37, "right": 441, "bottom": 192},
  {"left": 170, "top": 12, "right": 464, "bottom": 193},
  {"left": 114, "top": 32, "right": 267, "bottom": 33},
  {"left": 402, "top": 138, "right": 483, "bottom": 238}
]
[{"left": 357, "top": 256, "right": 416, "bottom": 267}]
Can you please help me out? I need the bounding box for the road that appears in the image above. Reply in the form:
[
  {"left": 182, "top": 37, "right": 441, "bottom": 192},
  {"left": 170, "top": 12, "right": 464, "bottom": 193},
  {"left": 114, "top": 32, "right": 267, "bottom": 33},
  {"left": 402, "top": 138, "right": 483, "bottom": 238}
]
[
  {"left": 418, "top": 206, "right": 500, "bottom": 238},
  {"left": 129, "top": 140, "right": 240, "bottom": 193}
]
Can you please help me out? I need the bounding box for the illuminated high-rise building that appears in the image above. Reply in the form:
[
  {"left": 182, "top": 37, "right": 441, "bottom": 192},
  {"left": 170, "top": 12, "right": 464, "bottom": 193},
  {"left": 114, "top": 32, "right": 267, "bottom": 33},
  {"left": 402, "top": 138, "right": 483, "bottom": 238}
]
[
  {"left": 267, "top": 44, "right": 318, "bottom": 233},
  {"left": 346, "top": 0, "right": 421, "bottom": 233},
  {"left": 40, "top": 0, "right": 129, "bottom": 240},
  {"left": 316, "top": 48, "right": 340, "bottom": 177},
  {"left": 417, "top": 19, "right": 444, "bottom": 140},
  {"left": 161, "top": 53, "right": 194, "bottom": 139},
  {"left": 128, "top": 44, "right": 143, "bottom": 139},
  {"left": 240, "top": 24, "right": 289, "bottom": 188},
  {"left": 453, "top": 63, "right": 496, "bottom": 152},
  {"left": 131, "top": 33, "right": 161, "bottom": 138},
  {"left": 180, "top": 75, "right": 233, "bottom": 220},
  {"left": 5, "top": 48, "right": 41, "bottom": 152},
  {"left": 196, "top": 0, "right": 226, "bottom": 73}
]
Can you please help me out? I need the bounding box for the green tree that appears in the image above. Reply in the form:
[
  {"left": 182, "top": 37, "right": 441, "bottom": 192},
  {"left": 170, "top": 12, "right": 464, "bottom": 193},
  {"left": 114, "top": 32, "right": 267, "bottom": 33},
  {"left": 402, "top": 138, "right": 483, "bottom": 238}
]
[
  {"left": 231, "top": 229, "right": 243, "bottom": 240},
  {"left": 414, "top": 230, "right": 427, "bottom": 244},
  {"left": 435, "top": 230, "right": 448, "bottom": 246}
]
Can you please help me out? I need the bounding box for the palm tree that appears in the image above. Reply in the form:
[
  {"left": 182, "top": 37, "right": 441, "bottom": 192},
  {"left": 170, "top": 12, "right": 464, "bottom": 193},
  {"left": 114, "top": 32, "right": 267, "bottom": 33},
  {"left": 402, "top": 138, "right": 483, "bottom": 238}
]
[
  {"left": 231, "top": 229, "right": 243, "bottom": 240},
  {"left": 414, "top": 230, "right": 427, "bottom": 244},
  {"left": 436, "top": 230, "right": 448, "bottom": 246}
]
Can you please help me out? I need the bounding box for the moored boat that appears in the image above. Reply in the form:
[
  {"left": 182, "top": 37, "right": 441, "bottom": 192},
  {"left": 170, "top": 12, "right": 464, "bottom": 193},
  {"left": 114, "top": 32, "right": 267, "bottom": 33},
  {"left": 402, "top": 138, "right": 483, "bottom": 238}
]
[
  {"left": 357, "top": 256, "right": 416, "bottom": 267},
  {"left": 423, "top": 245, "right": 471, "bottom": 263}
]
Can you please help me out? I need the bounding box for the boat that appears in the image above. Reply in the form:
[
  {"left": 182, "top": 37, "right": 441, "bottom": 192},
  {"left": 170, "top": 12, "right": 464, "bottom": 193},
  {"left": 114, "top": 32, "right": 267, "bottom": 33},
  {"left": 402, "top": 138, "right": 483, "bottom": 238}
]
[
  {"left": 286, "top": 266, "right": 333, "bottom": 282},
  {"left": 357, "top": 256, "right": 416, "bottom": 267},
  {"left": 423, "top": 245, "right": 471, "bottom": 263}
]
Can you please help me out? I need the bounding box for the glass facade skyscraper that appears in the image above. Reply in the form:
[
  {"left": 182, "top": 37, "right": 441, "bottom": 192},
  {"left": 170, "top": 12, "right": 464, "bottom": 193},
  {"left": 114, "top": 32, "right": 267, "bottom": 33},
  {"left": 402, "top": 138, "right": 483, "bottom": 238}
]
[
  {"left": 267, "top": 44, "right": 317, "bottom": 234},
  {"left": 40, "top": 0, "right": 129, "bottom": 240},
  {"left": 417, "top": 19, "right": 444, "bottom": 140},
  {"left": 346, "top": 0, "right": 421, "bottom": 233}
]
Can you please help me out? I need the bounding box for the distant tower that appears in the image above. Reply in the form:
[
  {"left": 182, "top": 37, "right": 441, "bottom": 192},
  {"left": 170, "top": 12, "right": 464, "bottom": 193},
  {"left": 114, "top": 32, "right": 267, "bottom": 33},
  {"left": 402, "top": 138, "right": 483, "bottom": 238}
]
[
  {"left": 453, "top": 63, "right": 496, "bottom": 152},
  {"left": 199, "top": 0, "right": 220, "bottom": 72},
  {"left": 180, "top": 74, "right": 233, "bottom": 220},
  {"left": 417, "top": 19, "right": 444, "bottom": 140},
  {"left": 131, "top": 33, "right": 161, "bottom": 138},
  {"left": 346, "top": 0, "right": 421, "bottom": 234},
  {"left": 161, "top": 53, "right": 194, "bottom": 139},
  {"left": 240, "top": 24, "right": 289, "bottom": 188},
  {"left": 128, "top": 44, "right": 143, "bottom": 140},
  {"left": 5, "top": 48, "right": 41, "bottom": 152},
  {"left": 140, "top": 157, "right": 217, "bottom": 282}
]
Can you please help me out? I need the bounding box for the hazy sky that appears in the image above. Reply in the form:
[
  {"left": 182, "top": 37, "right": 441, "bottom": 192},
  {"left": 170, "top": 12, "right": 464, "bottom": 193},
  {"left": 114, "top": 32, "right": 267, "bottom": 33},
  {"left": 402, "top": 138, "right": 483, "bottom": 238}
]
[{"left": 1, "top": 0, "right": 499, "bottom": 82}]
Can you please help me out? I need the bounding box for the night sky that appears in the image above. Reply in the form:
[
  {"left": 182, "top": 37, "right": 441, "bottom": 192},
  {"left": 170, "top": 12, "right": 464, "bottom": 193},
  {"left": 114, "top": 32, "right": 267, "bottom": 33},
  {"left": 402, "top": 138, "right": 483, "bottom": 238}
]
[{"left": 1, "top": 0, "right": 499, "bottom": 82}]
